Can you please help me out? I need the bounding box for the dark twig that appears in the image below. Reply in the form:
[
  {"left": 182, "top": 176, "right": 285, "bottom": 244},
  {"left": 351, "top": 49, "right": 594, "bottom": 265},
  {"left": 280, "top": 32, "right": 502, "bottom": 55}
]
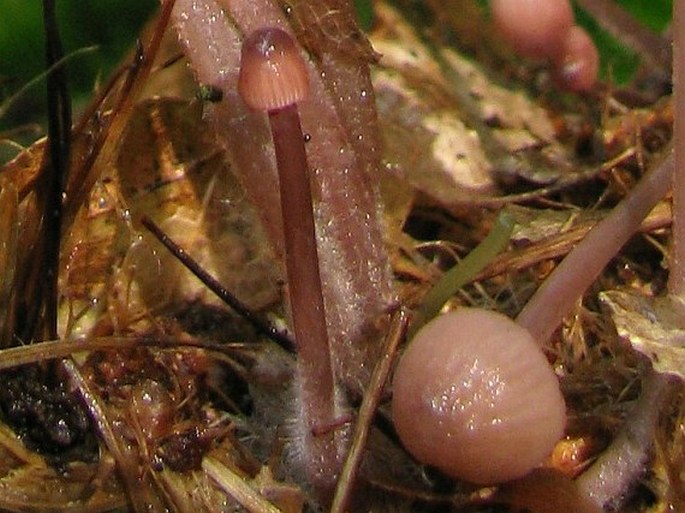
[
  {"left": 140, "top": 215, "right": 295, "bottom": 352},
  {"left": 10, "top": 11, "right": 98, "bottom": 339}
]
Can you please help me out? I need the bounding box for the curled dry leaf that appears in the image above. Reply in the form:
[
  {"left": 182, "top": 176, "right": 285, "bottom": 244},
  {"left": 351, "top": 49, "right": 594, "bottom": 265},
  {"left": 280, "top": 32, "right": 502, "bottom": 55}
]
[
  {"left": 0, "top": 96, "right": 291, "bottom": 512},
  {"left": 600, "top": 291, "right": 685, "bottom": 380},
  {"left": 61, "top": 98, "right": 280, "bottom": 336}
]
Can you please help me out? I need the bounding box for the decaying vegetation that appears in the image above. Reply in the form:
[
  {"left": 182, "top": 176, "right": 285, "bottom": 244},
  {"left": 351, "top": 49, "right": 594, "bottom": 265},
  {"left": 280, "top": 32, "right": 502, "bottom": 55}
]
[{"left": 0, "top": 1, "right": 682, "bottom": 512}]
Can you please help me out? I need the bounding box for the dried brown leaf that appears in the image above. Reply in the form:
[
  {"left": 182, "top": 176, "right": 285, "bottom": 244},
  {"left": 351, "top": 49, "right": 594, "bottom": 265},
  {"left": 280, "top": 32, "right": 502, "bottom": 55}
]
[
  {"left": 600, "top": 291, "right": 685, "bottom": 380},
  {"left": 371, "top": 2, "right": 584, "bottom": 207},
  {"left": 61, "top": 98, "right": 280, "bottom": 336}
]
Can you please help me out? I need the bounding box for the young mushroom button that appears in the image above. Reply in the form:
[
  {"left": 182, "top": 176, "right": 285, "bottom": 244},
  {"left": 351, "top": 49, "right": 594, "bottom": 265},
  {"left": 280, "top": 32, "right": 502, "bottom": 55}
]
[{"left": 392, "top": 309, "right": 567, "bottom": 485}]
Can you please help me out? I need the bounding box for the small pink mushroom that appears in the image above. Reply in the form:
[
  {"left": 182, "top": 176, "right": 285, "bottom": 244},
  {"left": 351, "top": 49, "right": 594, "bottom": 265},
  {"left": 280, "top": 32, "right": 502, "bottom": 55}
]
[
  {"left": 238, "top": 27, "right": 339, "bottom": 497},
  {"left": 392, "top": 309, "right": 566, "bottom": 484},
  {"left": 491, "top": 0, "right": 574, "bottom": 59},
  {"left": 491, "top": 0, "right": 599, "bottom": 91},
  {"left": 552, "top": 25, "right": 600, "bottom": 92}
]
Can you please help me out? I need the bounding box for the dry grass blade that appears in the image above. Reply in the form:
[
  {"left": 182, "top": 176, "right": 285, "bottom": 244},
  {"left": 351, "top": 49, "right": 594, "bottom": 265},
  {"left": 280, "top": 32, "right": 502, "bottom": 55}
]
[
  {"left": 202, "top": 457, "right": 283, "bottom": 513},
  {"left": 331, "top": 309, "right": 408, "bottom": 513}
]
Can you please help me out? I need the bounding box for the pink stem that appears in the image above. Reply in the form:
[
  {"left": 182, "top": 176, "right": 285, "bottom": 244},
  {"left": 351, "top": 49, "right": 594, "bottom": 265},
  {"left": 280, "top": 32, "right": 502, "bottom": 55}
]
[
  {"left": 576, "top": 370, "right": 672, "bottom": 509},
  {"left": 271, "top": 105, "right": 339, "bottom": 497},
  {"left": 575, "top": 3, "right": 681, "bottom": 509},
  {"left": 169, "top": 0, "right": 395, "bottom": 390},
  {"left": 516, "top": 151, "right": 673, "bottom": 344}
]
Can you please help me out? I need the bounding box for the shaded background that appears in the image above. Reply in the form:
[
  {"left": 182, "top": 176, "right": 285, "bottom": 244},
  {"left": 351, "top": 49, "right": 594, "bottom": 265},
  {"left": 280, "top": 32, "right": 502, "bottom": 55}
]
[{"left": 0, "top": 0, "right": 672, "bottom": 158}]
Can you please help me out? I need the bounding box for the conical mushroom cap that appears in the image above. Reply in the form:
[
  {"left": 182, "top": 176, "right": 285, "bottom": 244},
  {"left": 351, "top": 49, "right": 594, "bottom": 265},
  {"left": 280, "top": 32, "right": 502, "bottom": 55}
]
[{"left": 238, "top": 27, "right": 309, "bottom": 111}]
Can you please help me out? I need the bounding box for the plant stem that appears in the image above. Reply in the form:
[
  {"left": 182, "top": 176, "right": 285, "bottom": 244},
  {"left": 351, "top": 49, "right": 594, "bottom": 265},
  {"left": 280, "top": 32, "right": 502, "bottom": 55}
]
[
  {"left": 576, "top": 370, "right": 672, "bottom": 509},
  {"left": 577, "top": 4, "right": 681, "bottom": 508},
  {"left": 530, "top": 6, "right": 680, "bottom": 508}
]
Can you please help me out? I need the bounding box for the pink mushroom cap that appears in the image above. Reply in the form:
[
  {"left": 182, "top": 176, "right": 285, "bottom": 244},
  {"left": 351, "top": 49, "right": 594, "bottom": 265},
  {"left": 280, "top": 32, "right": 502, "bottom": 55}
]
[
  {"left": 238, "top": 27, "right": 310, "bottom": 111},
  {"left": 392, "top": 308, "right": 567, "bottom": 484},
  {"left": 491, "top": 0, "right": 574, "bottom": 59},
  {"left": 553, "top": 25, "right": 600, "bottom": 92}
]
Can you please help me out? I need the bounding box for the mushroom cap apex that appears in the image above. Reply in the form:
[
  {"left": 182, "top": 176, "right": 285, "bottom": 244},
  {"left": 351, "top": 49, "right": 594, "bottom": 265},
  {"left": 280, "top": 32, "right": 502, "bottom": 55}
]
[{"left": 238, "top": 27, "right": 310, "bottom": 112}]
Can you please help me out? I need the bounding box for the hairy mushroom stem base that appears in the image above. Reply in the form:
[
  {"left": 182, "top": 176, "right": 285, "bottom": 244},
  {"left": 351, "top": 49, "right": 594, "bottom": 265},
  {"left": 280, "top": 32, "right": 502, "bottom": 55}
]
[
  {"left": 270, "top": 104, "right": 340, "bottom": 495},
  {"left": 237, "top": 25, "right": 343, "bottom": 498}
]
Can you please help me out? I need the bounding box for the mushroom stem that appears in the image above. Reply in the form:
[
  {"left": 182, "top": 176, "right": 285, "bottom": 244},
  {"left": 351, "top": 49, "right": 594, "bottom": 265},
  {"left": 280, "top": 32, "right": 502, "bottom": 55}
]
[
  {"left": 516, "top": 148, "right": 673, "bottom": 344},
  {"left": 270, "top": 108, "right": 328, "bottom": 362},
  {"left": 576, "top": 369, "right": 673, "bottom": 509},
  {"left": 270, "top": 103, "right": 338, "bottom": 481},
  {"left": 237, "top": 27, "right": 340, "bottom": 498}
]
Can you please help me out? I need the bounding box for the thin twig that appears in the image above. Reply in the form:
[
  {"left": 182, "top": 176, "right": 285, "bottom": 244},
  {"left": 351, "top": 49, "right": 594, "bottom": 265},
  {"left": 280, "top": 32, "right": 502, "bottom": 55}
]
[
  {"left": 203, "top": 457, "right": 282, "bottom": 513},
  {"left": 0, "top": 335, "right": 240, "bottom": 371},
  {"left": 140, "top": 215, "right": 295, "bottom": 352},
  {"left": 331, "top": 309, "right": 408, "bottom": 513},
  {"left": 41, "top": 0, "right": 71, "bottom": 341},
  {"left": 61, "top": 360, "right": 151, "bottom": 512}
]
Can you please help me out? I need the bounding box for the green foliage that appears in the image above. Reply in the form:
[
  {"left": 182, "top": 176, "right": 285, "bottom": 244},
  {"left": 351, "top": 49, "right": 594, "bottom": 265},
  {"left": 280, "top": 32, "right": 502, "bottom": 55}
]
[
  {"left": 0, "top": 0, "right": 156, "bottom": 131},
  {"left": 0, "top": 0, "right": 674, "bottom": 133},
  {"left": 617, "top": 0, "right": 671, "bottom": 32},
  {"left": 354, "top": 0, "right": 375, "bottom": 30},
  {"left": 477, "top": 0, "right": 671, "bottom": 85},
  {"left": 575, "top": 6, "right": 640, "bottom": 85},
  {"left": 410, "top": 212, "right": 515, "bottom": 338},
  {"left": 577, "top": 0, "right": 671, "bottom": 84}
]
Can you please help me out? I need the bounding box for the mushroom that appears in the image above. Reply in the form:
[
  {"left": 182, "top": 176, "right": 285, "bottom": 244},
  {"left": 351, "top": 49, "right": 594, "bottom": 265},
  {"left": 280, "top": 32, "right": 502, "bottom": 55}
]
[
  {"left": 392, "top": 308, "right": 566, "bottom": 485},
  {"left": 238, "top": 27, "right": 339, "bottom": 496},
  {"left": 491, "top": 0, "right": 599, "bottom": 91},
  {"left": 491, "top": 0, "right": 573, "bottom": 59},
  {"left": 552, "top": 25, "right": 600, "bottom": 92}
]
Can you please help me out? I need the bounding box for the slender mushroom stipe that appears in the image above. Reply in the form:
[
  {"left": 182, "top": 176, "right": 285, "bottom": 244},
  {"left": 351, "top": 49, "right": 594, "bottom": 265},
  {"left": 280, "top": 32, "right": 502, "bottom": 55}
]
[{"left": 238, "top": 27, "right": 340, "bottom": 498}]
